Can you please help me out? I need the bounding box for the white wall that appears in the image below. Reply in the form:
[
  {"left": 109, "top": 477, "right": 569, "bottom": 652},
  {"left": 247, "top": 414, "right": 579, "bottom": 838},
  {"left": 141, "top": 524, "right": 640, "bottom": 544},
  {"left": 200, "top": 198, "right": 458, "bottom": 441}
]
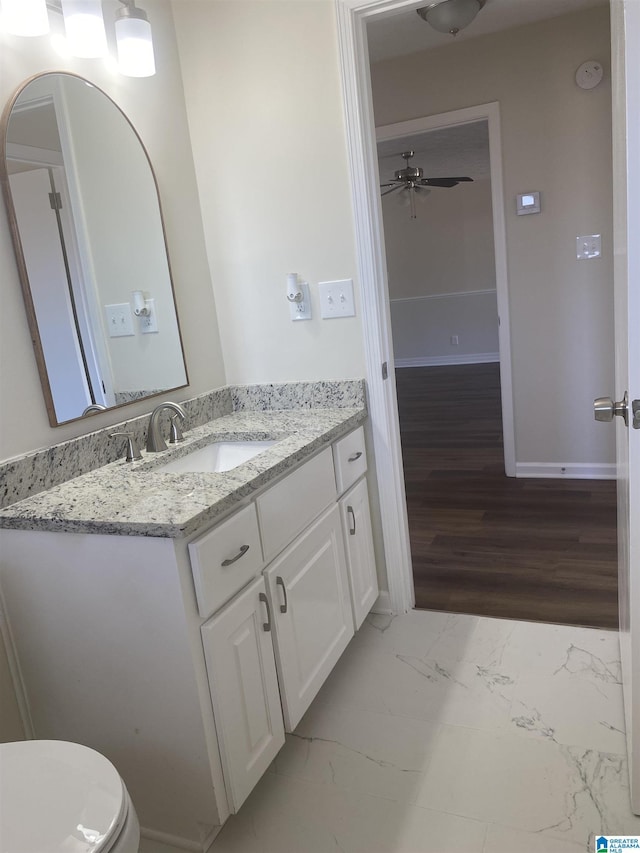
[
  {"left": 382, "top": 174, "right": 498, "bottom": 364},
  {"left": 172, "top": 0, "right": 365, "bottom": 384},
  {"left": 61, "top": 75, "right": 186, "bottom": 394},
  {"left": 371, "top": 7, "right": 615, "bottom": 468},
  {"left": 0, "top": 0, "right": 225, "bottom": 461},
  {"left": 391, "top": 291, "right": 499, "bottom": 366}
]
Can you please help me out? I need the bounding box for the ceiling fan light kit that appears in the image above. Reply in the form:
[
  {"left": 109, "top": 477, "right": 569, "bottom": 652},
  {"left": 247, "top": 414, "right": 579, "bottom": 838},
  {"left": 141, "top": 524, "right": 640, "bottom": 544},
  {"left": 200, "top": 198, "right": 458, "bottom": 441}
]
[{"left": 416, "top": 0, "right": 485, "bottom": 36}]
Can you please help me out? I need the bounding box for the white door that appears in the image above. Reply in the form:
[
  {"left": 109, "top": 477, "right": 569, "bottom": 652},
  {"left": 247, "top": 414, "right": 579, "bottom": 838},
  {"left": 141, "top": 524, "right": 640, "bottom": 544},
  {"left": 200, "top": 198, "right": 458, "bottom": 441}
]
[
  {"left": 9, "top": 167, "right": 91, "bottom": 421},
  {"left": 610, "top": 0, "right": 640, "bottom": 812},
  {"left": 265, "top": 504, "right": 354, "bottom": 731},
  {"left": 200, "top": 576, "right": 285, "bottom": 813}
]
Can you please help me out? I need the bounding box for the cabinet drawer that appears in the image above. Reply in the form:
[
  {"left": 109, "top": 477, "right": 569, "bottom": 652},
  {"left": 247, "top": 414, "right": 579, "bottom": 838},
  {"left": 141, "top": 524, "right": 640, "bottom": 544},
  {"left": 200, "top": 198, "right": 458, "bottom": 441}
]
[
  {"left": 333, "top": 426, "right": 367, "bottom": 495},
  {"left": 189, "top": 505, "right": 264, "bottom": 618},
  {"left": 257, "top": 448, "right": 336, "bottom": 562}
]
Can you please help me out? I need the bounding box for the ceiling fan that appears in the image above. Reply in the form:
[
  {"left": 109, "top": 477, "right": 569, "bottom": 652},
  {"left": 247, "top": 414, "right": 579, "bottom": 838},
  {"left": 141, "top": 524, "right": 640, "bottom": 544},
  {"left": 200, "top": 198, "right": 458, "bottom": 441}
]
[{"left": 380, "top": 150, "right": 473, "bottom": 218}]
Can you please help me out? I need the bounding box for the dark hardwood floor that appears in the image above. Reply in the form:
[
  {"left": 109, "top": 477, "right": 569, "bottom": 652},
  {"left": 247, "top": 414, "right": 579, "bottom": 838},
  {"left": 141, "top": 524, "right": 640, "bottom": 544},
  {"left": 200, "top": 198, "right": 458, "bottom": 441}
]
[{"left": 396, "top": 363, "right": 618, "bottom": 629}]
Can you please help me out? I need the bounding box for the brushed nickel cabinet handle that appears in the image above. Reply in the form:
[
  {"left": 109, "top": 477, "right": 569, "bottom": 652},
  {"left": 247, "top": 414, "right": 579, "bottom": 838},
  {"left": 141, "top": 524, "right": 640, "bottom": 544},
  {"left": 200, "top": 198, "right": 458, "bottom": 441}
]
[
  {"left": 259, "top": 592, "right": 271, "bottom": 632},
  {"left": 276, "top": 576, "right": 288, "bottom": 613},
  {"left": 348, "top": 451, "right": 363, "bottom": 462},
  {"left": 221, "top": 544, "right": 250, "bottom": 566},
  {"left": 347, "top": 505, "right": 356, "bottom": 536}
]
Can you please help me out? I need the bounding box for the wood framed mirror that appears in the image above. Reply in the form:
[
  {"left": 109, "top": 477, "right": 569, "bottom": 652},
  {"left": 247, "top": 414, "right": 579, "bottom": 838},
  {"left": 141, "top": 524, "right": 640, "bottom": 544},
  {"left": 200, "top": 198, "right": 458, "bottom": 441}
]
[{"left": 1, "top": 72, "right": 189, "bottom": 426}]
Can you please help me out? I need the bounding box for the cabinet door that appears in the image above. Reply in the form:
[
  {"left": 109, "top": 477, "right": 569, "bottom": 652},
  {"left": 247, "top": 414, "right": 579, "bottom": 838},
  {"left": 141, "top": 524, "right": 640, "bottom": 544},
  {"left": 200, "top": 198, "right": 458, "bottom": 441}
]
[
  {"left": 339, "top": 477, "right": 378, "bottom": 630},
  {"left": 201, "top": 576, "right": 285, "bottom": 812},
  {"left": 265, "top": 504, "right": 354, "bottom": 731}
]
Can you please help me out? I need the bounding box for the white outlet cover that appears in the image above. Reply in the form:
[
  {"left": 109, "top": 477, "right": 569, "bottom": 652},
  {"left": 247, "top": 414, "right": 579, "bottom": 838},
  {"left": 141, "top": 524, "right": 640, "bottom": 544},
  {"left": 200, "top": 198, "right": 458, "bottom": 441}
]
[
  {"left": 318, "top": 279, "right": 355, "bottom": 319},
  {"left": 105, "top": 303, "right": 134, "bottom": 337},
  {"left": 576, "top": 234, "right": 602, "bottom": 260},
  {"left": 140, "top": 299, "right": 159, "bottom": 333}
]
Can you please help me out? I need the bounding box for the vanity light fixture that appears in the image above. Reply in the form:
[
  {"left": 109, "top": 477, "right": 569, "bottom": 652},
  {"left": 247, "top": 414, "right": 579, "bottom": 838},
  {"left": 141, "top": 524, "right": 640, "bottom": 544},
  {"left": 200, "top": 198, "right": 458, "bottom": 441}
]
[
  {"left": 60, "top": 0, "right": 107, "bottom": 57},
  {"left": 0, "top": 0, "right": 50, "bottom": 36},
  {"left": 115, "top": 0, "right": 155, "bottom": 78},
  {"left": 416, "top": 0, "right": 485, "bottom": 36},
  {"left": 0, "top": 0, "right": 156, "bottom": 77}
]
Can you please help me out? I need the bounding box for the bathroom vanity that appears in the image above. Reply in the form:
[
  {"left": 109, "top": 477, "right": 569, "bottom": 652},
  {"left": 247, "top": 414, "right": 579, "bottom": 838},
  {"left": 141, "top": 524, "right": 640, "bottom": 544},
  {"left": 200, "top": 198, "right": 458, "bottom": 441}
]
[{"left": 0, "top": 391, "right": 378, "bottom": 851}]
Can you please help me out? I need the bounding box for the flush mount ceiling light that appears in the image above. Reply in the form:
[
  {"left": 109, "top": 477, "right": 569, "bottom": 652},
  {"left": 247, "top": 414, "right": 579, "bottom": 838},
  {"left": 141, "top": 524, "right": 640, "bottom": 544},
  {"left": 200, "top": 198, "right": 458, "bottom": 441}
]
[
  {"left": 0, "top": 0, "right": 155, "bottom": 77},
  {"left": 416, "top": 0, "right": 486, "bottom": 36}
]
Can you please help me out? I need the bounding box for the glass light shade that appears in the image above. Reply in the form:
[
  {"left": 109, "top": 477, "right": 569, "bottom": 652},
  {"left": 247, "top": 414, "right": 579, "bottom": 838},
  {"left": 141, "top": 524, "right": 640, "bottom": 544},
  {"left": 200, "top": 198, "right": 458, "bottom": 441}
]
[
  {"left": 61, "top": 0, "right": 108, "bottom": 58},
  {"left": 1, "top": 0, "right": 49, "bottom": 36},
  {"left": 115, "top": 15, "right": 155, "bottom": 77},
  {"left": 424, "top": 0, "right": 482, "bottom": 34}
]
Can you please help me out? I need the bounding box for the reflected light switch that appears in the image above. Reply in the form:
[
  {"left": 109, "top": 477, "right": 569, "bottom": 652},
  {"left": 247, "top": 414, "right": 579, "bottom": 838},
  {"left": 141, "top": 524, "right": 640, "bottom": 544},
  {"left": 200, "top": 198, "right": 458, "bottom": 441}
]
[{"left": 105, "top": 303, "right": 134, "bottom": 337}]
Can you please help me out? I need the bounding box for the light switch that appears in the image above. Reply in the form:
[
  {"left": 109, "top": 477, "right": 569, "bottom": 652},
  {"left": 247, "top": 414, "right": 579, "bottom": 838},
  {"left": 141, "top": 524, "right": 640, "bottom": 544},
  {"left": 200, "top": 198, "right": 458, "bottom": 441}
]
[
  {"left": 576, "top": 234, "right": 602, "bottom": 260},
  {"left": 318, "top": 279, "right": 355, "bottom": 319},
  {"left": 105, "top": 303, "right": 134, "bottom": 337}
]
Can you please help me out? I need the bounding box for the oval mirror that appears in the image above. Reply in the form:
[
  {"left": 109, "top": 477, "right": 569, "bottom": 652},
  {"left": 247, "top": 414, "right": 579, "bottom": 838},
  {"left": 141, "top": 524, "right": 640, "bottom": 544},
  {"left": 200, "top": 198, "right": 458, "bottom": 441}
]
[{"left": 0, "top": 72, "right": 188, "bottom": 426}]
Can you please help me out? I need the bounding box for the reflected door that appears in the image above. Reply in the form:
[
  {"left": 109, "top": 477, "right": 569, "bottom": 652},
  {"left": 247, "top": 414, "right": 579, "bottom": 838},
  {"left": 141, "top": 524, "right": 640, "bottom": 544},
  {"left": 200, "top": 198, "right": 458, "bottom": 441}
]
[{"left": 9, "top": 167, "right": 92, "bottom": 421}]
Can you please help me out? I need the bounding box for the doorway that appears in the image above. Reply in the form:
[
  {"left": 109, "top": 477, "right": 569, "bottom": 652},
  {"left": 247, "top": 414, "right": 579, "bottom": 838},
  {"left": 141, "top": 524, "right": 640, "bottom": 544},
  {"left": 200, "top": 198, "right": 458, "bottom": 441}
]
[
  {"left": 335, "top": 0, "right": 617, "bottom": 622},
  {"left": 375, "top": 104, "right": 617, "bottom": 628}
]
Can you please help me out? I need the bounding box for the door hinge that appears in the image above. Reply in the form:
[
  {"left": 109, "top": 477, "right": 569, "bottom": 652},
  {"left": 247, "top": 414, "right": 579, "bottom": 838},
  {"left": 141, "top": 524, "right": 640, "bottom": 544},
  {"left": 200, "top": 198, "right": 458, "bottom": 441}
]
[
  {"left": 382, "top": 361, "right": 388, "bottom": 380},
  {"left": 48, "top": 192, "right": 62, "bottom": 211}
]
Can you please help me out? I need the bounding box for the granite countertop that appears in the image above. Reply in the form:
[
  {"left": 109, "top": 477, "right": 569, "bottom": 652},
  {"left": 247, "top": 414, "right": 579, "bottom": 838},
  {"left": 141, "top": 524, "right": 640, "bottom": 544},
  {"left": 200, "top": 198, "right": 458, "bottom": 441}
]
[{"left": 0, "top": 406, "right": 366, "bottom": 538}]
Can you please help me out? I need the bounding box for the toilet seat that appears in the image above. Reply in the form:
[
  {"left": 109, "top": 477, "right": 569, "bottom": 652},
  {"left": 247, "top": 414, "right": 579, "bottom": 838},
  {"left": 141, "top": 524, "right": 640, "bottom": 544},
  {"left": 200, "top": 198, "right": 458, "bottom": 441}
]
[{"left": 0, "top": 740, "right": 136, "bottom": 853}]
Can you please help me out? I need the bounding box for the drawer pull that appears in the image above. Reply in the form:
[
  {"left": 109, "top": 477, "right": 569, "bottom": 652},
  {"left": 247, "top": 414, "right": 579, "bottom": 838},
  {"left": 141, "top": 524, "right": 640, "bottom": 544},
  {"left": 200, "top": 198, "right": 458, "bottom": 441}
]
[
  {"left": 259, "top": 592, "right": 272, "bottom": 632},
  {"left": 221, "top": 544, "right": 250, "bottom": 567},
  {"left": 347, "top": 505, "right": 356, "bottom": 535},
  {"left": 276, "top": 576, "right": 288, "bottom": 613},
  {"left": 348, "top": 451, "right": 363, "bottom": 463}
]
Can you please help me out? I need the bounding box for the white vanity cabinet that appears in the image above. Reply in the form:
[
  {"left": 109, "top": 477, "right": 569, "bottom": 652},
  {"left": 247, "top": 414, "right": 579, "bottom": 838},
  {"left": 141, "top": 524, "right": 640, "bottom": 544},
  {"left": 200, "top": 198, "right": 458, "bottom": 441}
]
[
  {"left": 0, "top": 424, "right": 376, "bottom": 851},
  {"left": 200, "top": 575, "right": 285, "bottom": 812},
  {"left": 333, "top": 427, "right": 379, "bottom": 630},
  {"left": 339, "top": 478, "right": 378, "bottom": 629},
  {"left": 264, "top": 504, "right": 354, "bottom": 731}
]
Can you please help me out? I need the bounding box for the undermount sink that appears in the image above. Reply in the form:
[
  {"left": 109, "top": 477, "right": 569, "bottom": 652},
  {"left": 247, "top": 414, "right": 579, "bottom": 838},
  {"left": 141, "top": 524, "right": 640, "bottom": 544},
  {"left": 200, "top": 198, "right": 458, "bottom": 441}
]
[{"left": 154, "top": 440, "right": 277, "bottom": 475}]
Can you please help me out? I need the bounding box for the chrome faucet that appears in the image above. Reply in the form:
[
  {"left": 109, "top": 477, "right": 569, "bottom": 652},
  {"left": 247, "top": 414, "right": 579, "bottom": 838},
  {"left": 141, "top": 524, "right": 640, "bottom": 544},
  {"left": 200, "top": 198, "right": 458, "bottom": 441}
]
[
  {"left": 146, "top": 402, "right": 186, "bottom": 452},
  {"left": 82, "top": 404, "right": 107, "bottom": 416}
]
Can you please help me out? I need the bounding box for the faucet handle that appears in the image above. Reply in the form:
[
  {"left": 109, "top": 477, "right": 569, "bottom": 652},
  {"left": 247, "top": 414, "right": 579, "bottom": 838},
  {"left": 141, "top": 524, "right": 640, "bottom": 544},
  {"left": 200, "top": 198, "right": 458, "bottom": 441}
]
[
  {"left": 110, "top": 432, "right": 143, "bottom": 463},
  {"left": 169, "top": 415, "right": 184, "bottom": 444}
]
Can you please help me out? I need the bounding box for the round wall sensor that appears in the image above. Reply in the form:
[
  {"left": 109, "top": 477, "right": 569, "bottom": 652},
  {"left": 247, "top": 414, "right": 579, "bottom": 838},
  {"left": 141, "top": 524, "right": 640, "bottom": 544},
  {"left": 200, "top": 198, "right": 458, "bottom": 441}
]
[{"left": 576, "top": 61, "right": 604, "bottom": 89}]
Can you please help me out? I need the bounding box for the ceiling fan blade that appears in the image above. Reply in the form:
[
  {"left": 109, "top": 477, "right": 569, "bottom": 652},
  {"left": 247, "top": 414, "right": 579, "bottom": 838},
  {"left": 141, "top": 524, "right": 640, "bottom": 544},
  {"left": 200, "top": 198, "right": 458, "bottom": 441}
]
[
  {"left": 380, "top": 182, "right": 400, "bottom": 188},
  {"left": 420, "top": 176, "right": 473, "bottom": 188},
  {"left": 381, "top": 185, "right": 404, "bottom": 196}
]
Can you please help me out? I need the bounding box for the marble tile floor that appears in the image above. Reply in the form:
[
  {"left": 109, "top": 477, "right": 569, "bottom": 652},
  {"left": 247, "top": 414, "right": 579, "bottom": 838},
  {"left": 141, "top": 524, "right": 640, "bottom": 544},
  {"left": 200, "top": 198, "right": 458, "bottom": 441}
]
[{"left": 141, "top": 609, "right": 638, "bottom": 853}]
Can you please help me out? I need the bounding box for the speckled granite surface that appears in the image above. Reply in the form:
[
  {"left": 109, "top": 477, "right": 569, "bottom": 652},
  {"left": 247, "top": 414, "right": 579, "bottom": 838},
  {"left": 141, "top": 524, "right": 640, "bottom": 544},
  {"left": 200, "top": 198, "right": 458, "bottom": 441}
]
[
  {"left": 0, "top": 387, "right": 233, "bottom": 509},
  {"left": 0, "top": 407, "right": 366, "bottom": 538},
  {"left": 0, "top": 380, "right": 366, "bottom": 538}
]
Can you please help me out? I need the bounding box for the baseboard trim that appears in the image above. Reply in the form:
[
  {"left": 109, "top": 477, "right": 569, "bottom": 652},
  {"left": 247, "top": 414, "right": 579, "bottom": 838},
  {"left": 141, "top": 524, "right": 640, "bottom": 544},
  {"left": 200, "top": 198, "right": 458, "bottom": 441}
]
[
  {"left": 371, "top": 589, "right": 393, "bottom": 614},
  {"left": 140, "top": 824, "right": 222, "bottom": 852},
  {"left": 515, "top": 463, "right": 616, "bottom": 480},
  {"left": 395, "top": 353, "right": 500, "bottom": 368}
]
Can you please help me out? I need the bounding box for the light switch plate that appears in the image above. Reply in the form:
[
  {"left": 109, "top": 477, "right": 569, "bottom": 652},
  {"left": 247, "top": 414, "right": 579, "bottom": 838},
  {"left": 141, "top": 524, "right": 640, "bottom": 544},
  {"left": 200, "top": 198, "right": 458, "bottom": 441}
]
[
  {"left": 318, "top": 279, "right": 355, "bottom": 319},
  {"left": 576, "top": 234, "right": 602, "bottom": 260},
  {"left": 105, "top": 303, "right": 134, "bottom": 337}
]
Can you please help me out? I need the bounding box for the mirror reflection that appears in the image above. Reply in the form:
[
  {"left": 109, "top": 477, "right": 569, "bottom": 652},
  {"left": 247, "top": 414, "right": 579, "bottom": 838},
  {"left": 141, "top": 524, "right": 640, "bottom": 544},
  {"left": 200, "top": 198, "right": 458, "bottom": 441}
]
[{"left": 1, "top": 73, "right": 188, "bottom": 426}]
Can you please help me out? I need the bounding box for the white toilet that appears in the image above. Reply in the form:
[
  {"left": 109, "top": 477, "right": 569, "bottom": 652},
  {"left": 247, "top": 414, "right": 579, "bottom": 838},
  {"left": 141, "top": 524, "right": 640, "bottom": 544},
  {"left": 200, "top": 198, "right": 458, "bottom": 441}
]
[{"left": 0, "top": 740, "right": 140, "bottom": 853}]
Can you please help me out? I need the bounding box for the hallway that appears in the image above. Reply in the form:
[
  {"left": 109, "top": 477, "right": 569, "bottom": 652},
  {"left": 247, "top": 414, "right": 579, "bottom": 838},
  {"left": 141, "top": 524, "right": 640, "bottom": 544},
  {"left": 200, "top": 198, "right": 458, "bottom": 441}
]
[{"left": 396, "top": 364, "right": 618, "bottom": 629}]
